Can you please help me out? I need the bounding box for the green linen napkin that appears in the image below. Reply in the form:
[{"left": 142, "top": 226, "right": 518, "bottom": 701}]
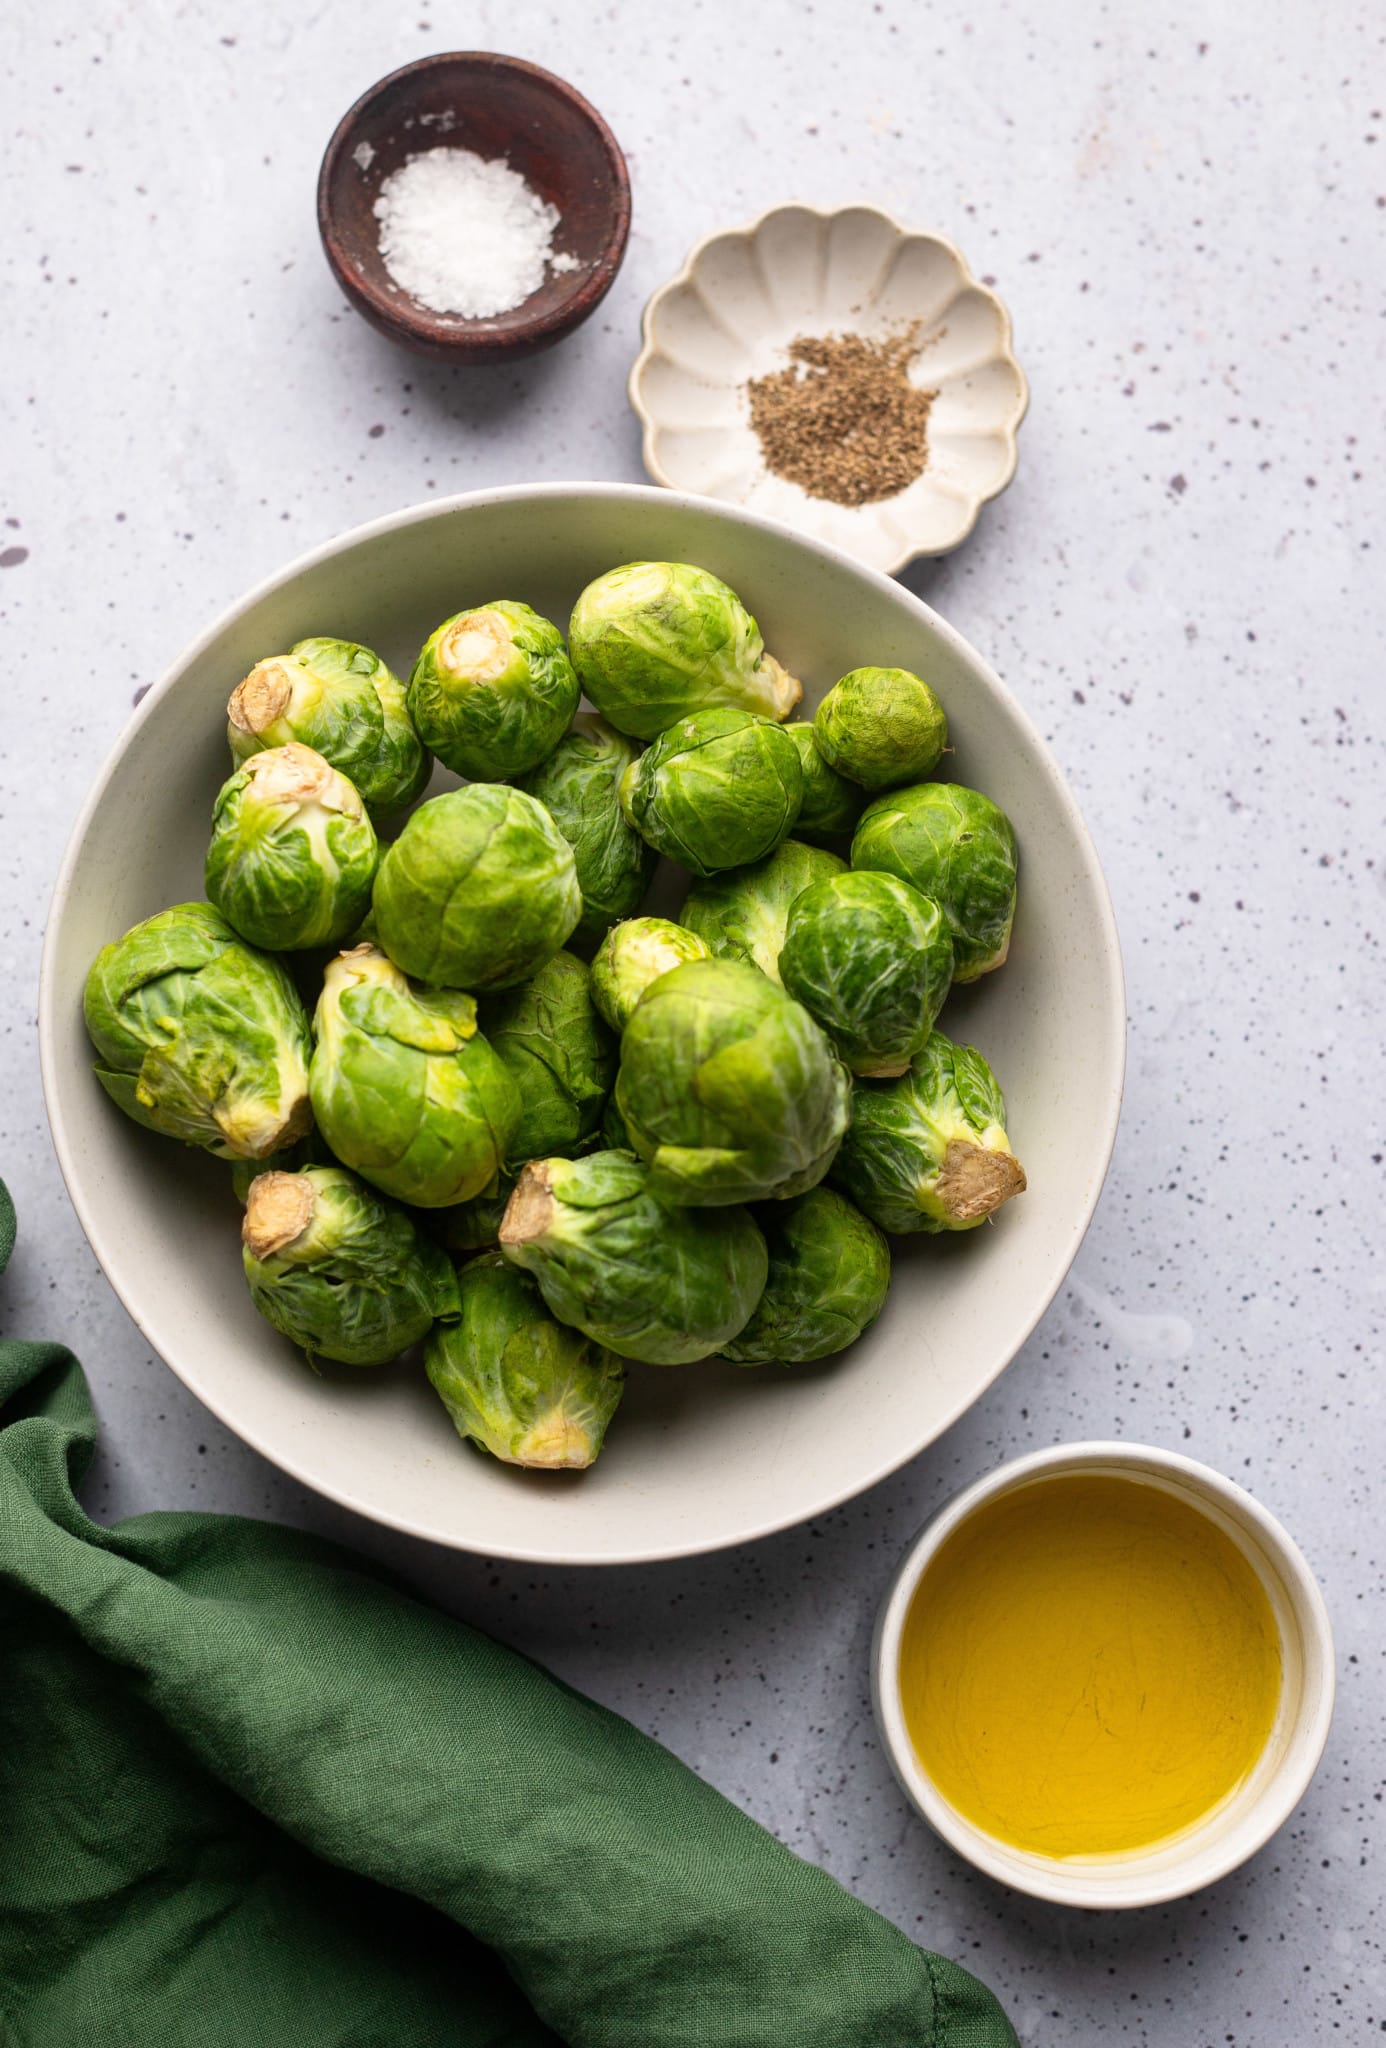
[{"left": 0, "top": 1176, "right": 1016, "bottom": 2048}]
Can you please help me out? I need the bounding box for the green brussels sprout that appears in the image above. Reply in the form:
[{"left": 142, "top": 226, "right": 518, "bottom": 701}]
[
  {"left": 852, "top": 782, "right": 1018, "bottom": 981},
  {"left": 227, "top": 637, "right": 428, "bottom": 816},
  {"left": 813, "top": 666, "right": 948, "bottom": 791},
  {"left": 618, "top": 709, "right": 803, "bottom": 878},
  {"left": 829, "top": 1030, "right": 1026, "bottom": 1234},
  {"left": 499, "top": 1151, "right": 767, "bottom": 1365},
  {"left": 83, "top": 902, "right": 312, "bottom": 1160},
  {"left": 724, "top": 1187, "right": 891, "bottom": 1365},
  {"left": 309, "top": 945, "right": 520, "bottom": 1207},
  {"left": 778, "top": 871, "right": 954, "bottom": 1078},
  {"left": 568, "top": 561, "right": 802, "bottom": 740},
  {"left": 614, "top": 958, "right": 853, "bottom": 1206},
  {"left": 518, "top": 714, "right": 658, "bottom": 948},
  {"left": 589, "top": 916, "right": 712, "bottom": 1032},
  {"left": 783, "top": 723, "right": 868, "bottom": 840},
  {"left": 205, "top": 743, "right": 379, "bottom": 953},
  {"left": 241, "top": 1164, "right": 460, "bottom": 1365},
  {"left": 407, "top": 599, "right": 580, "bottom": 781},
  {"left": 480, "top": 950, "right": 616, "bottom": 1165},
  {"left": 681, "top": 839, "right": 846, "bottom": 985},
  {"left": 372, "top": 785, "right": 581, "bottom": 991},
  {"left": 425, "top": 1253, "right": 624, "bottom": 1469},
  {"left": 432, "top": 1174, "right": 516, "bottom": 1258}
]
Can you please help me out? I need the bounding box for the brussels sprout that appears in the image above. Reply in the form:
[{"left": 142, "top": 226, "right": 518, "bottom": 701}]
[
  {"left": 618, "top": 709, "right": 803, "bottom": 878},
  {"left": 480, "top": 950, "right": 616, "bottom": 1165},
  {"left": 589, "top": 917, "right": 712, "bottom": 1032},
  {"left": 829, "top": 1030, "right": 1026, "bottom": 1233},
  {"left": 227, "top": 636, "right": 428, "bottom": 817},
  {"left": 309, "top": 945, "right": 520, "bottom": 1207},
  {"left": 724, "top": 1187, "right": 891, "bottom": 1365},
  {"left": 84, "top": 902, "right": 312, "bottom": 1160},
  {"left": 681, "top": 839, "right": 846, "bottom": 984},
  {"left": 568, "top": 561, "right": 802, "bottom": 740},
  {"left": 614, "top": 958, "right": 853, "bottom": 1206},
  {"left": 241, "top": 1164, "right": 460, "bottom": 1365},
  {"left": 432, "top": 1174, "right": 516, "bottom": 1258},
  {"left": 783, "top": 723, "right": 868, "bottom": 840},
  {"left": 778, "top": 871, "right": 954, "bottom": 1078},
  {"left": 518, "top": 714, "right": 657, "bottom": 948},
  {"left": 372, "top": 785, "right": 581, "bottom": 991},
  {"left": 852, "top": 782, "right": 1017, "bottom": 982},
  {"left": 407, "top": 599, "right": 579, "bottom": 781},
  {"left": 425, "top": 1253, "right": 624, "bottom": 1469},
  {"left": 813, "top": 667, "right": 948, "bottom": 791},
  {"left": 499, "top": 1150, "right": 767, "bottom": 1365},
  {"left": 205, "top": 744, "right": 378, "bottom": 954}
]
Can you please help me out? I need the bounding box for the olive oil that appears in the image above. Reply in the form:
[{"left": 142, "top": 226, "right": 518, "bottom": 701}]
[{"left": 899, "top": 1474, "right": 1282, "bottom": 1859}]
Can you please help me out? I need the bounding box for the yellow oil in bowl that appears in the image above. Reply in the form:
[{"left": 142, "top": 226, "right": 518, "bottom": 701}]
[{"left": 898, "top": 1473, "right": 1283, "bottom": 1859}]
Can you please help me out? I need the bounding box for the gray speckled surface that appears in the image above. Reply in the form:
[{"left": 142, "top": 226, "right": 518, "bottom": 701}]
[{"left": 3, "top": 2, "right": 1381, "bottom": 2039}]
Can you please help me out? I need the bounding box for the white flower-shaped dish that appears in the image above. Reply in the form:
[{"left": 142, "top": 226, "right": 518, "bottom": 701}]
[{"left": 630, "top": 204, "right": 1028, "bottom": 574}]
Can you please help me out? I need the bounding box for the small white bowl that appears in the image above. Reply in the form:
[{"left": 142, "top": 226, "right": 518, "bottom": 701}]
[
  {"left": 872, "top": 1442, "right": 1335, "bottom": 1908},
  {"left": 629, "top": 203, "right": 1027, "bottom": 574}
]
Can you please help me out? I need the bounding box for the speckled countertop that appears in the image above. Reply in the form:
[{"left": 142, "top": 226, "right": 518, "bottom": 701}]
[{"left": 2, "top": 3, "right": 1381, "bottom": 2040}]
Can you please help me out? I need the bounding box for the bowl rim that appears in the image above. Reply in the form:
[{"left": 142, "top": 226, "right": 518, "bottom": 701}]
[
  {"left": 316, "top": 50, "right": 632, "bottom": 361},
  {"left": 627, "top": 201, "right": 1031, "bottom": 572},
  {"left": 39, "top": 481, "right": 1123, "bottom": 1564},
  {"left": 870, "top": 1439, "right": 1337, "bottom": 1907}
]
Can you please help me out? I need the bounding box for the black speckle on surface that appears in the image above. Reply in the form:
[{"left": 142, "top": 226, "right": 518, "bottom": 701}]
[{"left": 0, "top": 546, "right": 29, "bottom": 568}]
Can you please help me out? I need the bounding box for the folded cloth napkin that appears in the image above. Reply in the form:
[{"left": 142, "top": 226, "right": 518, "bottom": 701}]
[{"left": 0, "top": 1177, "right": 1016, "bottom": 2048}]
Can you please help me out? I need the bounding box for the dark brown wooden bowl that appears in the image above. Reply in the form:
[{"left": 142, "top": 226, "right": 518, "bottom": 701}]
[{"left": 317, "top": 53, "right": 631, "bottom": 364}]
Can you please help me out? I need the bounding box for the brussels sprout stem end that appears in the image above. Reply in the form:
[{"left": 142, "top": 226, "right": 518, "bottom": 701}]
[
  {"left": 498, "top": 1163, "right": 555, "bottom": 1249},
  {"left": 935, "top": 1140, "right": 1026, "bottom": 1224},
  {"left": 758, "top": 653, "right": 803, "bottom": 721},
  {"left": 228, "top": 661, "right": 294, "bottom": 737},
  {"left": 242, "top": 1170, "right": 314, "bottom": 1260}
]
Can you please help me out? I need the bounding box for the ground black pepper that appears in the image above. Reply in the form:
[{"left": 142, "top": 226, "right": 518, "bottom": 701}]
[{"left": 745, "top": 329, "right": 936, "bottom": 507}]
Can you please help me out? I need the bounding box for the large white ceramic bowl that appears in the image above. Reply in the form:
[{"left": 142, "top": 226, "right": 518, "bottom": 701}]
[{"left": 39, "top": 485, "right": 1124, "bottom": 1565}]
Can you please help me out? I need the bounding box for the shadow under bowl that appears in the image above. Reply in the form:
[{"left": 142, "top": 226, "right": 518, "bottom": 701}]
[{"left": 317, "top": 52, "right": 631, "bottom": 363}]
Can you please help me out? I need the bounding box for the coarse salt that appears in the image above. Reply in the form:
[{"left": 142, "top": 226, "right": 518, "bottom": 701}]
[{"left": 373, "top": 146, "right": 575, "bottom": 319}]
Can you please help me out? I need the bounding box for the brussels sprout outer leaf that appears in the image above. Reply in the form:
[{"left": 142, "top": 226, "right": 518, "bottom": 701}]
[
  {"left": 618, "top": 708, "right": 804, "bottom": 879},
  {"left": 479, "top": 950, "right": 616, "bottom": 1164},
  {"left": 408, "top": 600, "right": 580, "bottom": 781},
  {"left": 828, "top": 1030, "right": 1025, "bottom": 1233},
  {"left": 613, "top": 957, "right": 853, "bottom": 1206},
  {"left": 499, "top": 1151, "right": 767, "bottom": 1365},
  {"left": 851, "top": 782, "right": 1018, "bottom": 982},
  {"left": 783, "top": 724, "right": 867, "bottom": 839},
  {"left": 568, "top": 562, "right": 802, "bottom": 740},
  {"left": 242, "top": 1165, "right": 459, "bottom": 1365},
  {"left": 83, "top": 902, "right": 312, "bottom": 1160},
  {"left": 310, "top": 946, "right": 520, "bottom": 1206},
  {"left": 724, "top": 1187, "right": 891, "bottom": 1364},
  {"left": 680, "top": 840, "right": 847, "bottom": 984},
  {"left": 589, "top": 917, "right": 712, "bottom": 1032},
  {"left": 372, "top": 784, "right": 582, "bottom": 991},
  {"left": 813, "top": 667, "right": 948, "bottom": 792},
  {"left": 777, "top": 870, "right": 955, "bottom": 1077},
  {"left": 425, "top": 1253, "right": 624, "bottom": 1469},
  {"left": 518, "top": 714, "right": 657, "bottom": 947}
]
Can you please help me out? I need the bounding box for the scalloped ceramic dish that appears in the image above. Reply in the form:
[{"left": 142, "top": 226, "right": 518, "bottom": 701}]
[
  {"left": 39, "top": 485, "right": 1121, "bottom": 1567},
  {"left": 629, "top": 205, "right": 1028, "bottom": 574}
]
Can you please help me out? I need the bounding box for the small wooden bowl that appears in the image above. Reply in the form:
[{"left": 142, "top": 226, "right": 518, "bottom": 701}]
[{"left": 317, "top": 53, "right": 631, "bottom": 364}]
